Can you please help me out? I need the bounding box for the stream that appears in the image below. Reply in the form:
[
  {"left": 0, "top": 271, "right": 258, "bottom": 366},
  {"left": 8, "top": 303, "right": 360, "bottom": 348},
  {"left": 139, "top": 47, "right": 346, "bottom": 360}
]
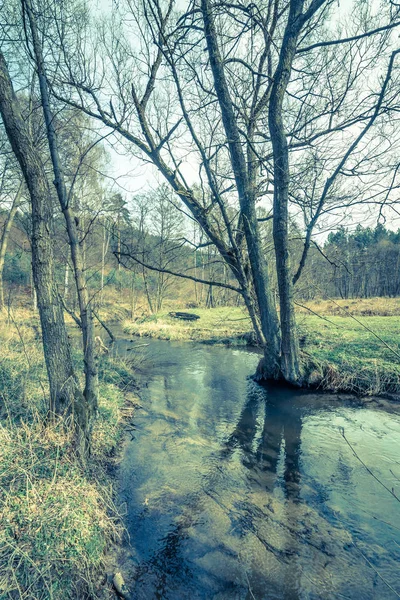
[{"left": 115, "top": 338, "right": 400, "bottom": 600}]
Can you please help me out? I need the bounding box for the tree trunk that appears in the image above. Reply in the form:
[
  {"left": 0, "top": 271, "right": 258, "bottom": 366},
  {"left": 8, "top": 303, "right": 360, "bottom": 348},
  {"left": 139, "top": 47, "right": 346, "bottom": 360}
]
[
  {"left": 100, "top": 219, "right": 110, "bottom": 306},
  {"left": 30, "top": 268, "right": 37, "bottom": 311},
  {"left": 64, "top": 261, "right": 69, "bottom": 301},
  {"left": 0, "top": 50, "right": 85, "bottom": 422},
  {"left": 268, "top": 1, "right": 305, "bottom": 384},
  {"left": 25, "top": 0, "right": 98, "bottom": 443},
  {"left": 241, "top": 284, "right": 265, "bottom": 346},
  {"left": 117, "top": 214, "right": 121, "bottom": 272},
  {"left": 0, "top": 182, "right": 23, "bottom": 310},
  {"left": 201, "top": 0, "right": 281, "bottom": 377},
  {"left": 130, "top": 270, "right": 137, "bottom": 319}
]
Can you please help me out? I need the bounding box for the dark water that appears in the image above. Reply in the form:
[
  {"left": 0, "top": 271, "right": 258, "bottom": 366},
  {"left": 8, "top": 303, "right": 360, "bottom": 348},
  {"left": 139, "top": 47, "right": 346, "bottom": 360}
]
[{"left": 117, "top": 338, "right": 400, "bottom": 600}]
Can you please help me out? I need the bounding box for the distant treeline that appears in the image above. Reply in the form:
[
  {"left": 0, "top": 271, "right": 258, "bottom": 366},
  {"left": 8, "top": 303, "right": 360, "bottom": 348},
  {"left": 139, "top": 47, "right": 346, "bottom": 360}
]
[
  {"left": 297, "top": 224, "right": 400, "bottom": 300},
  {"left": 2, "top": 209, "right": 399, "bottom": 306}
]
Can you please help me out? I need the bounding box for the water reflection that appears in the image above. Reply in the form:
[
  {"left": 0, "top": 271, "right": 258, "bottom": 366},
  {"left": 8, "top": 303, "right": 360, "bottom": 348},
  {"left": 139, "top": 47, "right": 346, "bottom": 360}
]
[
  {"left": 117, "top": 339, "right": 400, "bottom": 600},
  {"left": 222, "top": 383, "right": 303, "bottom": 503}
]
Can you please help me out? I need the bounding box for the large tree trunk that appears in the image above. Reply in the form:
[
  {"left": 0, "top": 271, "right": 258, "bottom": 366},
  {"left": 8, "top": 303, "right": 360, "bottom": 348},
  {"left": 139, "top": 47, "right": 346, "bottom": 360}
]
[
  {"left": 268, "top": 0, "right": 305, "bottom": 384},
  {"left": 0, "top": 182, "right": 23, "bottom": 310},
  {"left": 201, "top": 0, "right": 281, "bottom": 377},
  {"left": 0, "top": 51, "right": 85, "bottom": 425},
  {"left": 25, "top": 0, "right": 98, "bottom": 440}
]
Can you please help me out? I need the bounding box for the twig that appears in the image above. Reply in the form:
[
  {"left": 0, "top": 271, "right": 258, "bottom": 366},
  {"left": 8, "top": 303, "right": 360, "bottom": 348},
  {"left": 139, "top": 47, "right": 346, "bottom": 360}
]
[
  {"left": 294, "top": 301, "right": 340, "bottom": 327},
  {"left": 59, "top": 294, "right": 82, "bottom": 328},
  {"left": 340, "top": 428, "right": 399, "bottom": 502},
  {"left": 353, "top": 542, "right": 400, "bottom": 598},
  {"left": 243, "top": 567, "right": 257, "bottom": 600},
  {"left": 93, "top": 310, "right": 115, "bottom": 342}
]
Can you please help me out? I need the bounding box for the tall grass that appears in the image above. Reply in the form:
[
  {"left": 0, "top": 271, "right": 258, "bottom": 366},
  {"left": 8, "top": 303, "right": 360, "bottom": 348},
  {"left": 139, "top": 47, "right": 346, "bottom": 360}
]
[{"left": 0, "top": 310, "right": 137, "bottom": 599}]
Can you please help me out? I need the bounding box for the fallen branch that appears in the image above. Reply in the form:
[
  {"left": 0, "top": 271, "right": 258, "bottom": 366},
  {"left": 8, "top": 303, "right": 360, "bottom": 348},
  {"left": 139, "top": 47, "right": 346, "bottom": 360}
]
[{"left": 93, "top": 310, "right": 115, "bottom": 342}]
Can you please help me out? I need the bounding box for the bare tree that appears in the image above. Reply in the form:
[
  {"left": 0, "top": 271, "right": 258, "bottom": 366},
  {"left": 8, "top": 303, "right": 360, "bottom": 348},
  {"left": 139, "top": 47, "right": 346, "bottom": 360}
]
[
  {"left": 46, "top": 0, "right": 400, "bottom": 384},
  {"left": 0, "top": 139, "right": 26, "bottom": 309},
  {"left": 136, "top": 185, "right": 184, "bottom": 311},
  {"left": 21, "top": 0, "right": 99, "bottom": 439},
  {"left": 0, "top": 51, "right": 86, "bottom": 431},
  {"left": 0, "top": 180, "right": 24, "bottom": 308}
]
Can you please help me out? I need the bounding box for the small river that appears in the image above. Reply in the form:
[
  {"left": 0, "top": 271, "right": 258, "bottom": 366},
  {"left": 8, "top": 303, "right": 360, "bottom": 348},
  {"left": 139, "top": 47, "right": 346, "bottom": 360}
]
[{"left": 115, "top": 338, "right": 400, "bottom": 600}]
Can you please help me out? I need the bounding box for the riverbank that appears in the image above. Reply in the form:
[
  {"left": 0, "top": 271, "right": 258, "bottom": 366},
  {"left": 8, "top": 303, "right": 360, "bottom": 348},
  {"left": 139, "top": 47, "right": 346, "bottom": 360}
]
[
  {"left": 0, "top": 311, "right": 138, "bottom": 599},
  {"left": 122, "top": 304, "right": 400, "bottom": 396}
]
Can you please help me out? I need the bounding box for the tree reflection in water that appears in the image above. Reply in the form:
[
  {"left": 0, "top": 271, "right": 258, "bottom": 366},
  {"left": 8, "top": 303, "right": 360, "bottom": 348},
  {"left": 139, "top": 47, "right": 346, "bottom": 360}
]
[
  {"left": 222, "top": 382, "right": 303, "bottom": 503},
  {"left": 120, "top": 341, "right": 400, "bottom": 600}
]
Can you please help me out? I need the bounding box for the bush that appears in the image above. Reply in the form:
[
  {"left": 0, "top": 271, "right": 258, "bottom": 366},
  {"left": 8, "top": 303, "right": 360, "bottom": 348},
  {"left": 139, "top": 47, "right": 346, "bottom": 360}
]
[{"left": 4, "top": 253, "right": 31, "bottom": 285}]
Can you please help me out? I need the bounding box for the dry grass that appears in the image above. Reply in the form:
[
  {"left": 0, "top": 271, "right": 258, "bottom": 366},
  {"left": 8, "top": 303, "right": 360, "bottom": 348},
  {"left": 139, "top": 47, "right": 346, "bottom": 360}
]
[
  {"left": 0, "top": 309, "right": 137, "bottom": 599},
  {"left": 0, "top": 422, "right": 117, "bottom": 599},
  {"left": 297, "top": 296, "right": 400, "bottom": 317},
  {"left": 122, "top": 306, "right": 253, "bottom": 344}
]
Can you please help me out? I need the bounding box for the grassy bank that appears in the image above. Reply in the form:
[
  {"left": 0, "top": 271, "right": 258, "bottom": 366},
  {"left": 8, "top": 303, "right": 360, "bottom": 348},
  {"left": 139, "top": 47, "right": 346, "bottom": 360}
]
[
  {"left": 123, "top": 303, "right": 400, "bottom": 396},
  {"left": 0, "top": 311, "right": 137, "bottom": 599},
  {"left": 123, "top": 306, "right": 254, "bottom": 344},
  {"left": 296, "top": 296, "right": 400, "bottom": 317},
  {"left": 297, "top": 314, "right": 400, "bottom": 395}
]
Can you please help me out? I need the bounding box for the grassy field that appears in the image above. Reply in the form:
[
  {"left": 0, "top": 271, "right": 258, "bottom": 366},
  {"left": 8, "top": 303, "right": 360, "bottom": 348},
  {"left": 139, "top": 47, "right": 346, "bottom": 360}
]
[
  {"left": 123, "top": 302, "right": 400, "bottom": 396},
  {"left": 0, "top": 310, "right": 138, "bottom": 599},
  {"left": 297, "top": 314, "right": 400, "bottom": 395}
]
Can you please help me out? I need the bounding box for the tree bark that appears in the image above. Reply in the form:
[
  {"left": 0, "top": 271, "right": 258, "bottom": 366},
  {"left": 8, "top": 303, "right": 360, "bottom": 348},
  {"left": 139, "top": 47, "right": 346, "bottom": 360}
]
[
  {"left": 0, "top": 50, "right": 85, "bottom": 422},
  {"left": 268, "top": 0, "right": 307, "bottom": 384},
  {"left": 0, "top": 182, "right": 23, "bottom": 310},
  {"left": 24, "top": 0, "right": 98, "bottom": 442},
  {"left": 201, "top": 0, "right": 281, "bottom": 376}
]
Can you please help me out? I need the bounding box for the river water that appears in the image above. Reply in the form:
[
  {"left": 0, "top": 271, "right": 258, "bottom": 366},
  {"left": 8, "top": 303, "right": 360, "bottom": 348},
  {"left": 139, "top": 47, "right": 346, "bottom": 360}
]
[{"left": 116, "top": 338, "right": 400, "bottom": 600}]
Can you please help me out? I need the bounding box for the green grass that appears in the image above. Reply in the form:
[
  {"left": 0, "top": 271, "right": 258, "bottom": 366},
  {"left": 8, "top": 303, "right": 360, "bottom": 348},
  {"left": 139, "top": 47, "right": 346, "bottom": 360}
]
[
  {"left": 123, "top": 306, "right": 400, "bottom": 395},
  {"left": 297, "top": 314, "right": 400, "bottom": 395},
  {"left": 0, "top": 313, "right": 138, "bottom": 599},
  {"left": 297, "top": 314, "right": 400, "bottom": 364}
]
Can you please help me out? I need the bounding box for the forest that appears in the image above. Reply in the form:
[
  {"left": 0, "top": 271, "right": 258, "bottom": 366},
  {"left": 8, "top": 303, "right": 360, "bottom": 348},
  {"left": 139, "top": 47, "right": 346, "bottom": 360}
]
[{"left": 0, "top": 0, "right": 399, "bottom": 598}]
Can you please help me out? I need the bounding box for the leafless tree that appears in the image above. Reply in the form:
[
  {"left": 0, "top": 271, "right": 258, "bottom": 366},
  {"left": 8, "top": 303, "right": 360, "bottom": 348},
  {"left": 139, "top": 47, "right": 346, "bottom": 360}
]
[
  {"left": 0, "top": 51, "right": 86, "bottom": 432},
  {"left": 27, "top": 0, "right": 400, "bottom": 383},
  {"left": 0, "top": 135, "right": 26, "bottom": 309},
  {"left": 20, "top": 0, "right": 100, "bottom": 446}
]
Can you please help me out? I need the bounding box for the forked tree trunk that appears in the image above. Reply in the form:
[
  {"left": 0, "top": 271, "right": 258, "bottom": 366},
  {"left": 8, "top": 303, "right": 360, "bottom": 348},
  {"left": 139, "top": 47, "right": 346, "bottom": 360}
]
[
  {"left": 0, "top": 51, "right": 85, "bottom": 423},
  {"left": 201, "top": 0, "right": 281, "bottom": 377},
  {"left": 0, "top": 182, "right": 23, "bottom": 310},
  {"left": 268, "top": 1, "right": 305, "bottom": 384}
]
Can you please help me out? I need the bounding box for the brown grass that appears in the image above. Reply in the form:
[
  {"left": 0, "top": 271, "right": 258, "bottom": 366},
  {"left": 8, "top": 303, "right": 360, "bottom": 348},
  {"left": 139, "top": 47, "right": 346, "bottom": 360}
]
[
  {"left": 0, "top": 308, "right": 138, "bottom": 599},
  {"left": 297, "top": 296, "right": 400, "bottom": 317}
]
